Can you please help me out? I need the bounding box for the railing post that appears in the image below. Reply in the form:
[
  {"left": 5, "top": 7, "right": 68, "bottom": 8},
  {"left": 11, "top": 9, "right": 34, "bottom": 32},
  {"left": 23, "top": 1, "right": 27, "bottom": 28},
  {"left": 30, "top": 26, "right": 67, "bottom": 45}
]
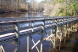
[
  {"left": 54, "top": 26, "right": 57, "bottom": 48},
  {"left": 53, "top": 19, "right": 58, "bottom": 49},
  {"left": 40, "top": 20, "right": 45, "bottom": 52},
  {"left": 60, "top": 25, "right": 63, "bottom": 41},
  {"left": 14, "top": 22, "right": 20, "bottom": 52},
  {"left": 59, "top": 18, "right": 63, "bottom": 50},
  {"left": 40, "top": 31, "right": 44, "bottom": 52},
  {"left": 50, "top": 19, "right": 53, "bottom": 35},
  {"left": 50, "top": 28, "right": 53, "bottom": 35},
  {"left": 70, "top": 22, "right": 72, "bottom": 31},
  {"left": 67, "top": 18, "right": 70, "bottom": 38},
  {"left": 64, "top": 24, "right": 67, "bottom": 43},
  {"left": 27, "top": 36, "right": 30, "bottom": 52},
  {"left": 32, "top": 21, "right": 34, "bottom": 32}
]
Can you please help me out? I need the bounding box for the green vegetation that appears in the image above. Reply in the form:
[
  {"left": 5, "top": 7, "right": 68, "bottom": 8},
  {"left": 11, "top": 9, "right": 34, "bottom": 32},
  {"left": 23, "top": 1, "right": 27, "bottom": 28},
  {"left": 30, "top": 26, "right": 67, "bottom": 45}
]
[
  {"left": 43, "top": 0, "right": 78, "bottom": 16},
  {"left": 52, "top": 0, "right": 65, "bottom": 5}
]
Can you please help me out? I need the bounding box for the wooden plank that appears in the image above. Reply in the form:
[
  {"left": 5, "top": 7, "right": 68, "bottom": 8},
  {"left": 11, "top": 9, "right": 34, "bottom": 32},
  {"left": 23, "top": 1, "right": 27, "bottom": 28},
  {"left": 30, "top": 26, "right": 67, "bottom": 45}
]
[
  {"left": 0, "top": 38, "right": 16, "bottom": 46},
  {"left": 0, "top": 29, "right": 15, "bottom": 35},
  {"left": 0, "top": 35, "right": 15, "bottom": 42}
]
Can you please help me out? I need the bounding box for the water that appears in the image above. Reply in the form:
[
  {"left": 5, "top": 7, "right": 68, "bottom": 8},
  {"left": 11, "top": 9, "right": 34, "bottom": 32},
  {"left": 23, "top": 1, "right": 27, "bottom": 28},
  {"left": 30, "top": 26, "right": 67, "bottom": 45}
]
[{"left": 0, "top": 12, "right": 43, "bottom": 18}]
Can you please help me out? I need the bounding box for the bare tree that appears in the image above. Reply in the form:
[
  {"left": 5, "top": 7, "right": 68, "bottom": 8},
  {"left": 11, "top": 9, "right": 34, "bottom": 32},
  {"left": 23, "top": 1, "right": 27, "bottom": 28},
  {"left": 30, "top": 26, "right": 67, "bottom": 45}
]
[{"left": 0, "top": 0, "right": 28, "bottom": 12}]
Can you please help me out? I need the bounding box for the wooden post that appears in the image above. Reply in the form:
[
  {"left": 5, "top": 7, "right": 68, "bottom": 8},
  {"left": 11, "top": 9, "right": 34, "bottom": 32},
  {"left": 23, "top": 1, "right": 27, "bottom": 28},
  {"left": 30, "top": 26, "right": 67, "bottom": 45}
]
[
  {"left": 14, "top": 22, "right": 20, "bottom": 52},
  {"left": 0, "top": 45, "right": 5, "bottom": 52},
  {"left": 67, "top": 18, "right": 70, "bottom": 38},
  {"left": 52, "top": 19, "right": 58, "bottom": 51},
  {"left": 27, "top": 36, "right": 30, "bottom": 52},
  {"left": 50, "top": 29, "right": 53, "bottom": 35},
  {"left": 32, "top": 21, "right": 34, "bottom": 32},
  {"left": 64, "top": 24, "right": 67, "bottom": 43},
  {"left": 40, "top": 20, "right": 45, "bottom": 52},
  {"left": 70, "top": 23, "right": 73, "bottom": 31},
  {"left": 68, "top": 24, "right": 70, "bottom": 38},
  {"left": 59, "top": 19, "right": 63, "bottom": 50},
  {"left": 54, "top": 26, "right": 57, "bottom": 48},
  {"left": 40, "top": 31, "right": 44, "bottom": 52}
]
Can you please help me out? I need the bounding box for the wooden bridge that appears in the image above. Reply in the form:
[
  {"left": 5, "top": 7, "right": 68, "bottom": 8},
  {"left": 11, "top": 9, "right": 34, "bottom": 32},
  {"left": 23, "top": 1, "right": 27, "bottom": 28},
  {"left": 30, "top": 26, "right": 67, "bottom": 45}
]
[{"left": 0, "top": 16, "right": 78, "bottom": 52}]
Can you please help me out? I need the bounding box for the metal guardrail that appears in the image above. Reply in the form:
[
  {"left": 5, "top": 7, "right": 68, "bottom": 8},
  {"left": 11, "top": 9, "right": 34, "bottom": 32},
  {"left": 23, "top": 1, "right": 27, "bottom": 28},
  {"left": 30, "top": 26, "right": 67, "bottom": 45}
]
[{"left": 0, "top": 16, "right": 78, "bottom": 52}]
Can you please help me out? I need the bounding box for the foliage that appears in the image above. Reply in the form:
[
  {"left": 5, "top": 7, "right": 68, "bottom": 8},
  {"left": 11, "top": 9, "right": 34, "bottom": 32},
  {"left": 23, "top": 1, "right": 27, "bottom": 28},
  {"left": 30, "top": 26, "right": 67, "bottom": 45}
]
[
  {"left": 52, "top": 0, "right": 65, "bottom": 5},
  {"left": 67, "top": 0, "right": 78, "bottom": 16},
  {"left": 44, "top": 0, "right": 78, "bottom": 16}
]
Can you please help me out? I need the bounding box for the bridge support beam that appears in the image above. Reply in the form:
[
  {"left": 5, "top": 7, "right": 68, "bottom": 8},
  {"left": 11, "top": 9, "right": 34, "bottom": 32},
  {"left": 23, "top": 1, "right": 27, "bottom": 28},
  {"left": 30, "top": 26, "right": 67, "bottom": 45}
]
[
  {"left": 40, "top": 31, "right": 44, "bottom": 52},
  {"left": 30, "top": 36, "right": 39, "bottom": 52},
  {"left": 0, "top": 45, "right": 5, "bottom": 52}
]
